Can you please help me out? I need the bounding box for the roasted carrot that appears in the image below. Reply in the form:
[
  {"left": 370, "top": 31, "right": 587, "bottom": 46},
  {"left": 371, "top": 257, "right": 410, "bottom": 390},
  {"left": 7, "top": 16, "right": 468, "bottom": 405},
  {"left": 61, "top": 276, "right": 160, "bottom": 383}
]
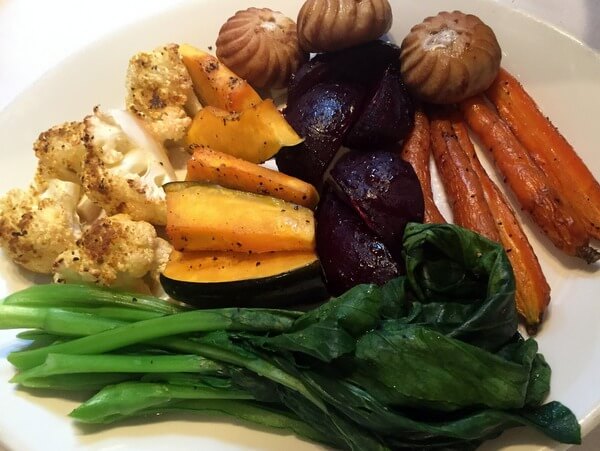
[
  {"left": 451, "top": 117, "right": 550, "bottom": 331},
  {"left": 401, "top": 109, "right": 446, "bottom": 224},
  {"left": 487, "top": 68, "right": 600, "bottom": 240},
  {"left": 186, "top": 145, "right": 319, "bottom": 209},
  {"left": 460, "top": 95, "right": 599, "bottom": 263},
  {"left": 429, "top": 110, "right": 499, "bottom": 241}
]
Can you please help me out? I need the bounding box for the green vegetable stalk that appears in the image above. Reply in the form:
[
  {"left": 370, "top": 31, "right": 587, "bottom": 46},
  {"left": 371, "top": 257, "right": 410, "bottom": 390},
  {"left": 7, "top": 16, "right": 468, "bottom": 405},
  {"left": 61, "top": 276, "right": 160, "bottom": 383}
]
[
  {"left": 8, "top": 308, "right": 298, "bottom": 370},
  {"left": 12, "top": 353, "right": 225, "bottom": 384},
  {"left": 2, "top": 283, "right": 187, "bottom": 314},
  {"left": 0, "top": 223, "right": 581, "bottom": 450},
  {"left": 136, "top": 399, "right": 334, "bottom": 447},
  {"left": 70, "top": 382, "right": 253, "bottom": 424}
]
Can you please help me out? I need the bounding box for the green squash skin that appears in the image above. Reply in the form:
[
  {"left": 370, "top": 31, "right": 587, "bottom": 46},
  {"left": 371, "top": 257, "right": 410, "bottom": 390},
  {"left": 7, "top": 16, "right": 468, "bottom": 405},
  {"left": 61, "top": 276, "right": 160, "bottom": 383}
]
[{"left": 160, "top": 261, "right": 329, "bottom": 309}]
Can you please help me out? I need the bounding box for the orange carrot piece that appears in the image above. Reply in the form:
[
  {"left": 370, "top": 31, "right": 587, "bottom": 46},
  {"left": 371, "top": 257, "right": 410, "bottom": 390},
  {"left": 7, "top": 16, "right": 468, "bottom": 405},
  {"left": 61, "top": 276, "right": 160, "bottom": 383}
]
[
  {"left": 487, "top": 68, "right": 600, "bottom": 239},
  {"left": 452, "top": 118, "right": 550, "bottom": 331},
  {"left": 429, "top": 111, "right": 499, "bottom": 242},
  {"left": 186, "top": 145, "right": 319, "bottom": 209},
  {"left": 401, "top": 110, "right": 446, "bottom": 224},
  {"left": 460, "top": 95, "right": 598, "bottom": 263}
]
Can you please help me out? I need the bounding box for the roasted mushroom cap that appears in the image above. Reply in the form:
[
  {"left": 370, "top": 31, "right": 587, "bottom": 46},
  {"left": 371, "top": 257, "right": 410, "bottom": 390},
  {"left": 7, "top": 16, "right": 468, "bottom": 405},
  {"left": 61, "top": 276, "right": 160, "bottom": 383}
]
[
  {"left": 297, "top": 0, "right": 393, "bottom": 52},
  {"left": 216, "top": 7, "right": 307, "bottom": 88},
  {"left": 400, "top": 11, "right": 501, "bottom": 104}
]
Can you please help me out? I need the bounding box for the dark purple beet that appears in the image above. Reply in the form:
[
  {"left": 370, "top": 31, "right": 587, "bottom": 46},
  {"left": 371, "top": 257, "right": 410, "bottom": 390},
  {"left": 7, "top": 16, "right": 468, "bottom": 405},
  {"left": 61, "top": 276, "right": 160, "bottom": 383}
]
[
  {"left": 316, "top": 188, "right": 401, "bottom": 296},
  {"left": 287, "top": 58, "right": 331, "bottom": 108},
  {"left": 276, "top": 83, "right": 365, "bottom": 187},
  {"left": 330, "top": 40, "right": 401, "bottom": 85},
  {"left": 329, "top": 150, "right": 424, "bottom": 259},
  {"left": 343, "top": 64, "right": 415, "bottom": 150},
  {"left": 287, "top": 40, "right": 401, "bottom": 107}
]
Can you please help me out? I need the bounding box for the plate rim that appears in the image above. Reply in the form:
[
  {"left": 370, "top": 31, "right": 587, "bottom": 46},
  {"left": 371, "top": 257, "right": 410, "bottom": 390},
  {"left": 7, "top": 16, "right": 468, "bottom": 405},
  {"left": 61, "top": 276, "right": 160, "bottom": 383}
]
[{"left": 0, "top": 0, "right": 599, "bottom": 449}]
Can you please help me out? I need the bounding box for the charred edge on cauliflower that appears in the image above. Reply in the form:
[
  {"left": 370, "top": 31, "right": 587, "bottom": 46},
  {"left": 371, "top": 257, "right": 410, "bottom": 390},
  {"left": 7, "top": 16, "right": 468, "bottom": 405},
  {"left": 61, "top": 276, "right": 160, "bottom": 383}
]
[
  {"left": 0, "top": 180, "right": 82, "bottom": 273},
  {"left": 126, "top": 44, "right": 201, "bottom": 143},
  {"left": 52, "top": 213, "right": 172, "bottom": 293},
  {"left": 33, "top": 121, "right": 87, "bottom": 184}
]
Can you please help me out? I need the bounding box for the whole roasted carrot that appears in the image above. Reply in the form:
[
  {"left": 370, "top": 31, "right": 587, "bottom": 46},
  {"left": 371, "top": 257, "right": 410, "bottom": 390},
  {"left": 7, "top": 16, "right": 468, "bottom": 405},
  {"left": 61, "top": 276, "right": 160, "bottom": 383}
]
[
  {"left": 460, "top": 96, "right": 599, "bottom": 263},
  {"left": 429, "top": 110, "right": 499, "bottom": 241},
  {"left": 451, "top": 117, "right": 550, "bottom": 331},
  {"left": 401, "top": 109, "right": 446, "bottom": 224},
  {"left": 487, "top": 68, "right": 600, "bottom": 240}
]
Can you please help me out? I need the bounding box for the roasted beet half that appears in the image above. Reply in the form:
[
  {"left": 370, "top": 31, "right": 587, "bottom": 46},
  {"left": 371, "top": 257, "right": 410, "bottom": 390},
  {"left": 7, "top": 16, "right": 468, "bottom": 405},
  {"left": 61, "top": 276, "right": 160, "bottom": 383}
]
[
  {"left": 287, "top": 58, "right": 331, "bottom": 108},
  {"left": 287, "top": 40, "right": 401, "bottom": 106},
  {"left": 316, "top": 188, "right": 401, "bottom": 296},
  {"left": 343, "top": 64, "right": 415, "bottom": 150},
  {"left": 276, "top": 82, "right": 365, "bottom": 187},
  {"left": 329, "top": 150, "right": 424, "bottom": 259}
]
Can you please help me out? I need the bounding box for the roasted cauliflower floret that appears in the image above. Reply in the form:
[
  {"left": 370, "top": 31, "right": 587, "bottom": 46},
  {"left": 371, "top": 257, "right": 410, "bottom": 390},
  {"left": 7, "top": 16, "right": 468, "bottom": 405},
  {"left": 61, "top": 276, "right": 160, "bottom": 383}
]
[
  {"left": 0, "top": 178, "right": 81, "bottom": 273},
  {"left": 81, "top": 108, "right": 177, "bottom": 225},
  {"left": 53, "top": 213, "right": 172, "bottom": 293},
  {"left": 126, "top": 43, "right": 201, "bottom": 143},
  {"left": 33, "top": 121, "right": 86, "bottom": 183}
]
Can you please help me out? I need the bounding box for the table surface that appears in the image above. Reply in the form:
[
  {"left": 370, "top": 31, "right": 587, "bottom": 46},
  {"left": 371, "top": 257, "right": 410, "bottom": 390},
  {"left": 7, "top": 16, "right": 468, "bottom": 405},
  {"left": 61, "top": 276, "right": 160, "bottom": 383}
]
[{"left": 0, "top": 0, "right": 598, "bottom": 450}]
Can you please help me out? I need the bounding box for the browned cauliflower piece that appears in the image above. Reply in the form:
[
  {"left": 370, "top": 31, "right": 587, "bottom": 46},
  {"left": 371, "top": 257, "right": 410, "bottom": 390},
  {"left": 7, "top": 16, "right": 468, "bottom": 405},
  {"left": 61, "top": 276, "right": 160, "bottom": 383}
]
[
  {"left": 126, "top": 43, "right": 201, "bottom": 143},
  {"left": 81, "top": 108, "right": 177, "bottom": 225},
  {"left": 53, "top": 213, "right": 172, "bottom": 293},
  {"left": 0, "top": 178, "right": 81, "bottom": 273},
  {"left": 33, "top": 121, "right": 86, "bottom": 183}
]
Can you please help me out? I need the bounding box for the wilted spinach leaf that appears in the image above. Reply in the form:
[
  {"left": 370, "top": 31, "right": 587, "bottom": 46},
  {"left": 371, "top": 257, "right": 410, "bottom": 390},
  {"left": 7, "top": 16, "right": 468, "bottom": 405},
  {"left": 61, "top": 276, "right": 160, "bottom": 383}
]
[{"left": 403, "top": 223, "right": 518, "bottom": 351}]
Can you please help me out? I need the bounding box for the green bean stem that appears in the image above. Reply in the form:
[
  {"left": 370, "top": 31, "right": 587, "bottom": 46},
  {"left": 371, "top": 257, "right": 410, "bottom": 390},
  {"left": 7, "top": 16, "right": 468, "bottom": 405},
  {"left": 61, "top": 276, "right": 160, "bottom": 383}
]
[
  {"left": 70, "top": 382, "right": 253, "bottom": 424},
  {"left": 0, "top": 306, "right": 126, "bottom": 336},
  {"left": 3, "top": 283, "right": 187, "bottom": 314},
  {"left": 12, "top": 353, "right": 225, "bottom": 384},
  {"left": 8, "top": 309, "right": 295, "bottom": 370},
  {"left": 16, "top": 373, "right": 136, "bottom": 390},
  {"left": 140, "top": 399, "right": 333, "bottom": 446}
]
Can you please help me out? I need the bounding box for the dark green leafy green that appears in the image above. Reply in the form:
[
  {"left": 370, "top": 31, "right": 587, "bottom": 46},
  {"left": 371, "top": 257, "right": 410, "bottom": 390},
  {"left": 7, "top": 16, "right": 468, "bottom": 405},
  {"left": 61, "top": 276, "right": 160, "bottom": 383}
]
[
  {"left": 1, "top": 223, "right": 581, "bottom": 449},
  {"left": 261, "top": 284, "right": 383, "bottom": 361},
  {"left": 403, "top": 223, "right": 518, "bottom": 351},
  {"left": 352, "top": 325, "right": 538, "bottom": 411}
]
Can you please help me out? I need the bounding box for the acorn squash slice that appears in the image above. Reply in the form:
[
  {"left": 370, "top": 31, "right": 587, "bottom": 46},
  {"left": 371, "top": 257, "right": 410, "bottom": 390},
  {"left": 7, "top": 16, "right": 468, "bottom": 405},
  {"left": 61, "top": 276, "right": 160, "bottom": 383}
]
[
  {"left": 179, "top": 44, "right": 262, "bottom": 112},
  {"left": 160, "top": 250, "right": 328, "bottom": 308},
  {"left": 165, "top": 182, "right": 315, "bottom": 253},
  {"left": 184, "top": 100, "right": 303, "bottom": 164}
]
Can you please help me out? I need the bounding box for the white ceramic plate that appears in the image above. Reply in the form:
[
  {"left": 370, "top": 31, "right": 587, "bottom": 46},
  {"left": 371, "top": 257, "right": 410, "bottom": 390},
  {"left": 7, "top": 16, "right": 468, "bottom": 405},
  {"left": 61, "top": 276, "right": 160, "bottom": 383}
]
[{"left": 0, "top": 0, "right": 599, "bottom": 450}]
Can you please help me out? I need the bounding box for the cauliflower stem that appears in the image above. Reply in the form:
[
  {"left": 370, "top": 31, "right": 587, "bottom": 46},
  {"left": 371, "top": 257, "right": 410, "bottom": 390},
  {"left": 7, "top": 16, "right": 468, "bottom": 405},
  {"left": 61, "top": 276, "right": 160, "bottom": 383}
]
[{"left": 82, "top": 108, "right": 176, "bottom": 225}]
